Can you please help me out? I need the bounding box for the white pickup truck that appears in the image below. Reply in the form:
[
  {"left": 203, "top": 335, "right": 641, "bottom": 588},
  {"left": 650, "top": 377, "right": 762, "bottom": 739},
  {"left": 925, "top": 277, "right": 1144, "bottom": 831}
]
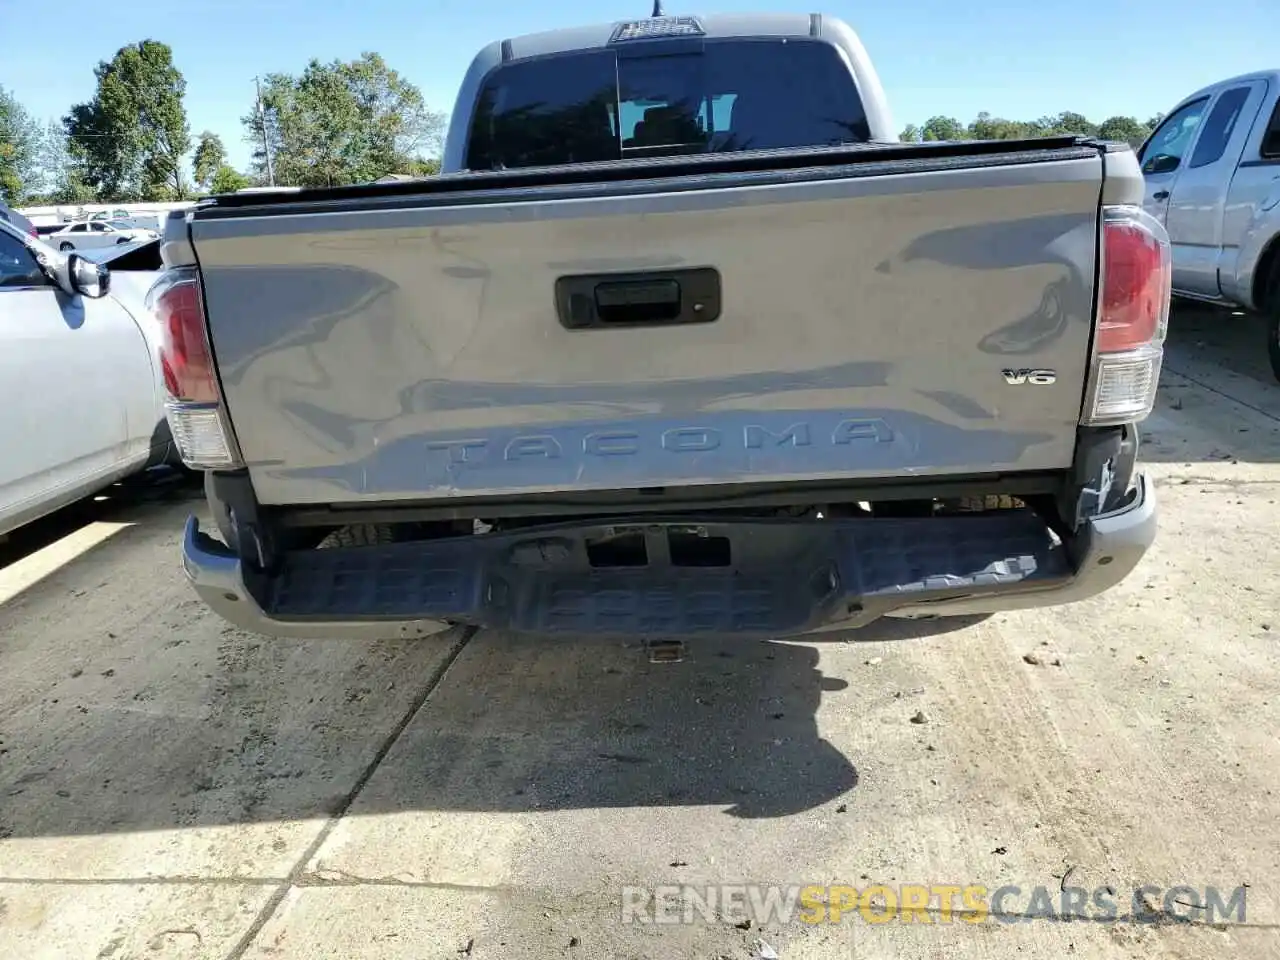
[{"left": 1138, "top": 70, "right": 1280, "bottom": 380}]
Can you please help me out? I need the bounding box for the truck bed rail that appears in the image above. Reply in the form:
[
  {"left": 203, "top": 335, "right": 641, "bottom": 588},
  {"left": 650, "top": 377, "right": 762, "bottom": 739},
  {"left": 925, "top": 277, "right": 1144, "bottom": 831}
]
[{"left": 194, "top": 136, "right": 1101, "bottom": 217}]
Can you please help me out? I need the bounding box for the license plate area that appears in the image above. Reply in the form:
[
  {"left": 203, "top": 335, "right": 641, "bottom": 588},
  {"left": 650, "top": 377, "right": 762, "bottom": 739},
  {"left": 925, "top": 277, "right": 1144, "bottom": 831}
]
[{"left": 584, "top": 526, "right": 733, "bottom": 568}]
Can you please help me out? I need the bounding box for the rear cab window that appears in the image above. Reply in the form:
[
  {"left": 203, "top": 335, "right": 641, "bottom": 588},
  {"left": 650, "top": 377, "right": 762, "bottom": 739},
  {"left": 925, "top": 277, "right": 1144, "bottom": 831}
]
[{"left": 465, "top": 38, "right": 870, "bottom": 171}]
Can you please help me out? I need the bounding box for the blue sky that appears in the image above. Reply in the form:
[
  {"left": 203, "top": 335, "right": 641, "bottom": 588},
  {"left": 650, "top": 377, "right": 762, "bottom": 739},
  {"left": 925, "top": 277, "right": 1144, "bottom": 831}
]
[{"left": 1, "top": 0, "right": 1276, "bottom": 171}]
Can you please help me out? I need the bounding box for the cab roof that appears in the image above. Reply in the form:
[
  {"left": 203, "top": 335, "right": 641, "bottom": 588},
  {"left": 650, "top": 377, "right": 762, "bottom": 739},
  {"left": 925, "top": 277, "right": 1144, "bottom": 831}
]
[{"left": 495, "top": 12, "right": 825, "bottom": 62}]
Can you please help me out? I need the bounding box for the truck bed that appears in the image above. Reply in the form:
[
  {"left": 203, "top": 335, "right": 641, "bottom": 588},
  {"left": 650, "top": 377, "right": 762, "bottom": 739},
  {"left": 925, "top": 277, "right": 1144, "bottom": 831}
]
[{"left": 187, "top": 138, "right": 1106, "bottom": 507}]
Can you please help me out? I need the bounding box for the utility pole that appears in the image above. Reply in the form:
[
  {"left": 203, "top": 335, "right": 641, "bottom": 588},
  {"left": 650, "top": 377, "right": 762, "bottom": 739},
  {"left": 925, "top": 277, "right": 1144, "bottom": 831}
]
[{"left": 254, "top": 76, "right": 276, "bottom": 186}]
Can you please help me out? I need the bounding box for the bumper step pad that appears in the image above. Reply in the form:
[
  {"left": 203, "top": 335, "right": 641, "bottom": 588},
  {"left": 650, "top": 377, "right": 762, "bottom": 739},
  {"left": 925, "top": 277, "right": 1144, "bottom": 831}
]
[{"left": 265, "top": 509, "right": 1070, "bottom": 638}]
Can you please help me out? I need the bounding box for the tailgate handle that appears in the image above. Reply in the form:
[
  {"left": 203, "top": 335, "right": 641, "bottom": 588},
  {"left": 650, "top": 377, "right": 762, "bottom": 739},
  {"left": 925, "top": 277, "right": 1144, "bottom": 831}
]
[{"left": 555, "top": 268, "right": 721, "bottom": 329}]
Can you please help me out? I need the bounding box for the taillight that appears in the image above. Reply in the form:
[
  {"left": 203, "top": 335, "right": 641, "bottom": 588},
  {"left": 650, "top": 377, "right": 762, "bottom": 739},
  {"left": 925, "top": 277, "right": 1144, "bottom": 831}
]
[
  {"left": 146, "top": 267, "right": 241, "bottom": 469},
  {"left": 1081, "top": 205, "right": 1171, "bottom": 426}
]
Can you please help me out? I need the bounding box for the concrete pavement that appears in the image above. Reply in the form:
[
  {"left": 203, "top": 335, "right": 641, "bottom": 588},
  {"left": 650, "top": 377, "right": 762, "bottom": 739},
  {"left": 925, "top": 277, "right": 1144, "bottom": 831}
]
[{"left": 1, "top": 306, "right": 1278, "bottom": 960}]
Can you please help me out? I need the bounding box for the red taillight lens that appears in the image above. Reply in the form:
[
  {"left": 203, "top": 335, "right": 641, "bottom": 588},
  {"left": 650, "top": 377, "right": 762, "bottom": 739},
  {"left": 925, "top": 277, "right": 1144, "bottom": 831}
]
[
  {"left": 147, "top": 266, "right": 240, "bottom": 469},
  {"left": 1098, "top": 210, "right": 1172, "bottom": 353},
  {"left": 150, "top": 269, "right": 219, "bottom": 403},
  {"left": 1081, "top": 206, "right": 1172, "bottom": 427}
]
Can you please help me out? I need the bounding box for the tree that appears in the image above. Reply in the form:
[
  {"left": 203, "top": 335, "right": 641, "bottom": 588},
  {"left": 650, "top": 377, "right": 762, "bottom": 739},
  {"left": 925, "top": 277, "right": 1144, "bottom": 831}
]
[
  {"left": 65, "top": 39, "right": 192, "bottom": 201},
  {"left": 399, "top": 157, "right": 441, "bottom": 177},
  {"left": 1098, "top": 115, "right": 1151, "bottom": 146},
  {"left": 0, "top": 86, "right": 42, "bottom": 203},
  {"left": 192, "top": 131, "right": 227, "bottom": 190},
  {"left": 899, "top": 124, "right": 921, "bottom": 143},
  {"left": 1050, "top": 111, "right": 1098, "bottom": 136},
  {"left": 900, "top": 111, "right": 1156, "bottom": 148},
  {"left": 970, "top": 112, "right": 1034, "bottom": 140},
  {"left": 39, "top": 119, "right": 95, "bottom": 204},
  {"left": 920, "top": 116, "right": 965, "bottom": 142},
  {"left": 209, "top": 164, "right": 250, "bottom": 194},
  {"left": 243, "top": 52, "right": 446, "bottom": 187}
]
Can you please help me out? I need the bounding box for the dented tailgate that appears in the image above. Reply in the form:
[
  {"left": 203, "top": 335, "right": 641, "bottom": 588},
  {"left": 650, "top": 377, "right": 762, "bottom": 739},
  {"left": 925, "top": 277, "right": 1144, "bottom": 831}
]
[{"left": 191, "top": 150, "right": 1103, "bottom": 506}]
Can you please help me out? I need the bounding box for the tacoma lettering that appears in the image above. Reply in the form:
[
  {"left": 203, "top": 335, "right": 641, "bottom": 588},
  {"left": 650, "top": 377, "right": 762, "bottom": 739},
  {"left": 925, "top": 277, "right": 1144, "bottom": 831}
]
[
  {"left": 584, "top": 431, "right": 641, "bottom": 456},
  {"left": 504, "top": 436, "right": 562, "bottom": 460},
  {"left": 744, "top": 423, "right": 812, "bottom": 449},
  {"left": 426, "top": 419, "right": 895, "bottom": 465},
  {"left": 663, "top": 427, "right": 721, "bottom": 453},
  {"left": 424, "top": 438, "right": 488, "bottom": 464},
  {"left": 832, "top": 419, "right": 895, "bottom": 444}
]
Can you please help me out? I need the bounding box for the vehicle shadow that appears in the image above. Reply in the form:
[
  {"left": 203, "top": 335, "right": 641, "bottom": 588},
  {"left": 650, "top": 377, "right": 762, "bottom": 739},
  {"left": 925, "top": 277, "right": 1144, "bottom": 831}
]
[
  {"left": 806, "top": 613, "right": 991, "bottom": 642},
  {"left": 0, "top": 611, "right": 888, "bottom": 843},
  {"left": 369, "top": 633, "right": 864, "bottom": 820},
  {"left": 0, "top": 467, "right": 202, "bottom": 571},
  {"left": 1141, "top": 301, "right": 1280, "bottom": 464},
  {"left": 1163, "top": 300, "right": 1274, "bottom": 385}
]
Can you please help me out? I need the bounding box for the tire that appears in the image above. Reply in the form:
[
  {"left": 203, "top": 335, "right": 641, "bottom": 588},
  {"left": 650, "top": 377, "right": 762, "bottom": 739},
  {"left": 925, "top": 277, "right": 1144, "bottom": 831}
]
[
  {"left": 317, "top": 523, "right": 395, "bottom": 549},
  {"left": 1266, "top": 263, "right": 1280, "bottom": 384},
  {"left": 59, "top": 241, "right": 73, "bottom": 251}
]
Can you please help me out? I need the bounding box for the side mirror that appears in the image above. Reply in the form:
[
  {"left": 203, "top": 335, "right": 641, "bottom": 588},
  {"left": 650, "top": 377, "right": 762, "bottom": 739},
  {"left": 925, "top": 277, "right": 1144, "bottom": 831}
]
[
  {"left": 68, "top": 253, "right": 110, "bottom": 299},
  {"left": 1142, "top": 154, "right": 1180, "bottom": 176}
]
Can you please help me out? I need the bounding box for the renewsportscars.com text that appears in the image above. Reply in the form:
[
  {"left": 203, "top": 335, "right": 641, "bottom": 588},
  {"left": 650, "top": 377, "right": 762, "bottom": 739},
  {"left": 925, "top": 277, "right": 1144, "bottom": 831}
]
[{"left": 620, "top": 883, "right": 1248, "bottom": 926}]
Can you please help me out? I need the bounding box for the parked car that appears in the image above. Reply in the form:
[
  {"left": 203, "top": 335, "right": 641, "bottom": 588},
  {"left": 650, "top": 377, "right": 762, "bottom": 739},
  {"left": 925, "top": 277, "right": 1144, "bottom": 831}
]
[
  {"left": 45, "top": 219, "right": 158, "bottom": 251},
  {"left": 160, "top": 11, "right": 1163, "bottom": 644},
  {"left": 0, "top": 219, "right": 175, "bottom": 538},
  {"left": 86, "top": 210, "right": 162, "bottom": 231},
  {"left": 88, "top": 209, "right": 134, "bottom": 222},
  {"left": 1138, "top": 70, "right": 1280, "bottom": 380}
]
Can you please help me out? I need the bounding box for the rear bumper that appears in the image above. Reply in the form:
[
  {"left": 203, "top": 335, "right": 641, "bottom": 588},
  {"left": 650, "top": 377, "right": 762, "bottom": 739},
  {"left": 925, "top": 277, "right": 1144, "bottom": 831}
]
[
  {"left": 873, "top": 470, "right": 1156, "bottom": 621},
  {"left": 181, "top": 473, "right": 1156, "bottom": 641}
]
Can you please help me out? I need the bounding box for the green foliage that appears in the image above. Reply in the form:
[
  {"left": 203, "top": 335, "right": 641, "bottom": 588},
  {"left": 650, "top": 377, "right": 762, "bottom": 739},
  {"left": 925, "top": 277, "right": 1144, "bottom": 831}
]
[
  {"left": 1097, "top": 115, "right": 1151, "bottom": 146},
  {"left": 901, "top": 111, "right": 1155, "bottom": 147},
  {"left": 0, "top": 86, "right": 42, "bottom": 203},
  {"left": 65, "top": 39, "right": 192, "bottom": 201},
  {"left": 40, "top": 119, "right": 96, "bottom": 204},
  {"left": 1049, "top": 111, "right": 1097, "bottom": 136},
  {"left": 209, "top": 164, "right": 250, "bottom": 194},
  {"left": 243, "top": 52, "right": 446, "bottom": 188},
  {"left": 192, "top": 131, "right": 227, "bottom": 190},
  {"left": 920, "top": 116, "right": 966, "bottom": 142},
  {"left": 401, "top": 157, "right": 442, "bottom": 177}
]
